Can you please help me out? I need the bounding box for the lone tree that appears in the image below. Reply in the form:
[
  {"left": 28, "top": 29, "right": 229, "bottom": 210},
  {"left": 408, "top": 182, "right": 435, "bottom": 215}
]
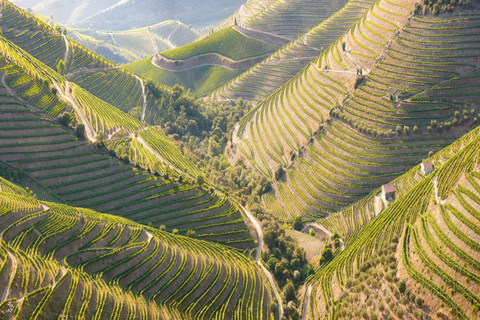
[
  {"left": 58, "top": 112, "right": 70, "bottom": 126},
  {"left": 56, "top": 59, "right": 66, "bottom": 76},
  {"left": 196, "top": 174, "right": 205, "bottom": 188},
  {"left": 75, "top": 123, "right": 85, "bottom": 139}
]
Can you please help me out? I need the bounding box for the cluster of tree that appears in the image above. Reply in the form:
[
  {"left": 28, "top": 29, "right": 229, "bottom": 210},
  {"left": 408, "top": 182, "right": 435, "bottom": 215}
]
[
  {"left": 427, "top": 109, "right": 478, "bottom": 132},
  {"left": 0, "top": 165, "right": 22, "bottom": 182},
  {"left": 148, "top": 83, "right": 271, "bottom": 201},
  {"left": 417, "top": 0, "right": 477, "bottom": 15}
]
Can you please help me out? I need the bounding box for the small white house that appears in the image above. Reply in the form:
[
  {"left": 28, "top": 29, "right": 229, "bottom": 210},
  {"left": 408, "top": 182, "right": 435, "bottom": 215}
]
[{"left": 421, "top": 161, "right": 434, "bottom": 175}]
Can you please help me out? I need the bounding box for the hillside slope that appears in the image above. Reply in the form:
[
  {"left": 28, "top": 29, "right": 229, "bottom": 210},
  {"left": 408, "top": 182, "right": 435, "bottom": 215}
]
[
  {"left": 0, "top": 180, "right": 271, "bottom": 319},
  {"left": 209, "top": 0, "right": 374, "bottom": 103},
  {"left": 0, "top": 8, "right": 255, "bottom": 248},
  {"left": 304, "top": 110, "right": 480, "bottom": 320},
  {"left": 230, "top": 0, "right": 480, "bottom": 220},
  {"left": 125, "top": 27, "right": 279, "bottom": 97}
]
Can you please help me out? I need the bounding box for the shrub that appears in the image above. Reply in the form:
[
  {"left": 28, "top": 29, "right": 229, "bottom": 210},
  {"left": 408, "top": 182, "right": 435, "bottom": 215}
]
[
  {"left": 172, "top": 229, "right": 179, "bottom": 235},
  {"left": 186, "top": 230, "right": 196, "bottom": 238},
  {"left": 75, "top": 124, "right": 85, "bottom": 138},
  {"left": 159, "top": 225, "right": 166, "bottom": 231},
  {"left": 58, "top": 112, "right": 71, "bottom": 126},
  {"left": 293, "top": 216, "right": 303, "bottom": 231},
  {"left": 283, "top": 281, "right": 296, "bottom": 302}
]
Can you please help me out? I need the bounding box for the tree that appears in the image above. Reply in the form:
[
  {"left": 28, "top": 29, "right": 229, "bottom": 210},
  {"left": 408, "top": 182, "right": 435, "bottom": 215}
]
[
  {"left": 58, "top": 112, "right": 70, "bottom": 126},
  {"left": 159, "top": 225, "right": 166, "bottom": 231},
  {"left": 56, "top": 59, "right": 66, "bottom": 76},
  {"left": 293, "top": 216, "right": 303, "bottom": 231},
  {"left": 63, "top": 28, "right": 67, "bottom": 35},
  {"left": 186, "top": 230, "right": 196, "bottom": 238},
  {"left": 263, "top": 229, "right": 275, "bottom": 248},
  {"left": 196, "top": 174, "right": 205, "bottom": 188},
  {"left": 172, "top": 229, "right": 179, "bottom": 235},
  {"left": 283, "top": 281, "right": 296, "bottom": 302},
  {"left": 75, "top": 124, "right": 85, "bottom": 138}
]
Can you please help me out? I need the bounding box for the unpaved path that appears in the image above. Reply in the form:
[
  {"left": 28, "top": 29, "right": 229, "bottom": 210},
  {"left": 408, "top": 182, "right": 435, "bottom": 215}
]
[
  {"left": 62, "top": 34, "right": 69, "bottom": 66},
  {"left": 166, "top": 21, "right": 181, "bottom": 49},
  {"left": 302, "top": 283, "right": 312, "bottom": 320},
  {"left": 152, "top": 52, "right": 270, "bottom": 72},
  {"left": 240, "top": 205, "right": 283, "bottom": 319},
  {"left": 148, "top": 29, "right": 160, "bottom": 53},
  {"left": 1, "top": 251, "right": 18, "bottom": 302},
  {"left": 134, "top": 75, "right": 147, "bottom": 121},
  {"left": 54, "top": 81, "right": 96, "bottom": 141}
]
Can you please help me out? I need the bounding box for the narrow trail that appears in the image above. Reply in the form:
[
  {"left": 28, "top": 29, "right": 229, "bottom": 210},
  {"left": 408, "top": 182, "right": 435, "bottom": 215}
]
[
  {"left": 135, "top": 75, "right": 147, "bottom": 121},
  {"left": 54, "top": 81, "right": 96, "bottom": 141},
  {"left": 240, "top": 205, "right": 283, "bottom": 319},
  {"left": 148, "top": 29, "right": 160, "bottom": 53},
  {"left": 62, "top": 34, "right": 69, "bottom": 65},
  {"left": 1, "top": 251, "right": 18, "bottom": 302},
  {"left": 104, "top": 32, "right": 123, "bottom": 48},
  {"left": 166, "top": 21, "right": 181, "bottom": 49},
  {"left": 302, "top": 284, "right": 312, "bottom": 320}
]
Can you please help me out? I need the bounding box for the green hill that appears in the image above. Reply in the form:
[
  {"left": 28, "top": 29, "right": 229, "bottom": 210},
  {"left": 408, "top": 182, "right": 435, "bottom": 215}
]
[
  {"left": 0, "top": 180, "right": 271, "bottom": 319},
  {"left": 125, "top": 27, "right": 279, "bottom": 97}
]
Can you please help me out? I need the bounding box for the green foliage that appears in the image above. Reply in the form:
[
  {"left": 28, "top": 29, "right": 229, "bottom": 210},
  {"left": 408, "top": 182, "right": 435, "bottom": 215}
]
[
  {"left": 58, "top": 112, "right": 71, "bottom": 126},
  {"left": 293, "top": 216, "right": 303, "bottom": 231},
  {"left": 160, "top": 27, "right": 277, "bottom": 61},
  {"left": 75, "top": 124, "right": 85, "bottom": 138},
  {"left": 56, "top": 59, "right": 66, "bottom": 76}
]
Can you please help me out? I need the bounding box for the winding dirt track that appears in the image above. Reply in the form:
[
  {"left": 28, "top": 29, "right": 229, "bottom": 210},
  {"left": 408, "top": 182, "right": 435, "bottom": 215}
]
[
  {"left": 151, "top": 52, "right": 271, "bottom": 72},
  {"left": 241, "top": 205, "right": 283, "bottom": 319}
]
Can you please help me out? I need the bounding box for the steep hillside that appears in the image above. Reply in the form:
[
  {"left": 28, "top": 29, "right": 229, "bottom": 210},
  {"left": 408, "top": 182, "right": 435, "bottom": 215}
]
[
  {"left": 195, "top": 0, "right": 275, "bottom": 41},
  {"left": 0, "top": 1, "right": 113, "bottom": 74},
  {"left": 0, "top": 181, "right": 271, "bottom": 319},
  {"left": 125, "top": 27, "right": 279, "bottom": 97},
  {"left": 210, "top": 0, "right": 375, "bottom": 103},
  {"left": 304, "top": 111, "right": 480, "bottom": 320},
  {"left": 0, "top": 14, "right": 256, "bottom": 249},
  {"left": 230, "top": 0, "right": 480, "bottom": 220}
]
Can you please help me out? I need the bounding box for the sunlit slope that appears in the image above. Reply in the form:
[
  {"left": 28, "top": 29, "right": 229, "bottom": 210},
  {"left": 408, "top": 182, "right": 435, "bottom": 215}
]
[
  {"left": 0, "top": 1, "right": 113, "bottom": 74},
  {"left": 209, "top": 0, "right": 374, "bottom": 104},
  {"left": 233, "top": 0, "right": 480, "bottom": 219},
  {"left": 0, "top": 37, "right": 254, "bottom": 248},
  {"left": 125, "top": 27, "right": 279, "bottom": 97},
  {"left": 0, "top": 181, "right": 271, "bottom": 319},
  {"left": 304, "top": 117, "right": 480, "bottom": 320}
]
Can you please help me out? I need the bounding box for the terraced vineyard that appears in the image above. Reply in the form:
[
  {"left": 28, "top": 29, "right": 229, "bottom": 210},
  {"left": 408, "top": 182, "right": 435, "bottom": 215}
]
[
  {"left": 210, "top": 0, "right": 375, "bottom": 103},
  {"left": 231, "top": 0, "right": 480, "bottom": 220},
  {"left": 0, "top": 51, "right": 254, "bottom": 248},
  {"left": 0, "top": 182, "right": 271, "bottom": 319},
  {"left": 304, "top": 116, "right": 480, "bottom": 319},
  {"left": 0, "top": 1, "right": 113, "bottom": 74}
]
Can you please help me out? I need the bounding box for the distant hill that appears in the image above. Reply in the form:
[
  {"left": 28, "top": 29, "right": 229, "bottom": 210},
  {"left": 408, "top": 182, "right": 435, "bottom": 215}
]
[
  {"left": 12, "top": 0, "right": 247, "bottom": 31},
  {"left": 34, "top": 15, "right": 199, "bottom": 65}
]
